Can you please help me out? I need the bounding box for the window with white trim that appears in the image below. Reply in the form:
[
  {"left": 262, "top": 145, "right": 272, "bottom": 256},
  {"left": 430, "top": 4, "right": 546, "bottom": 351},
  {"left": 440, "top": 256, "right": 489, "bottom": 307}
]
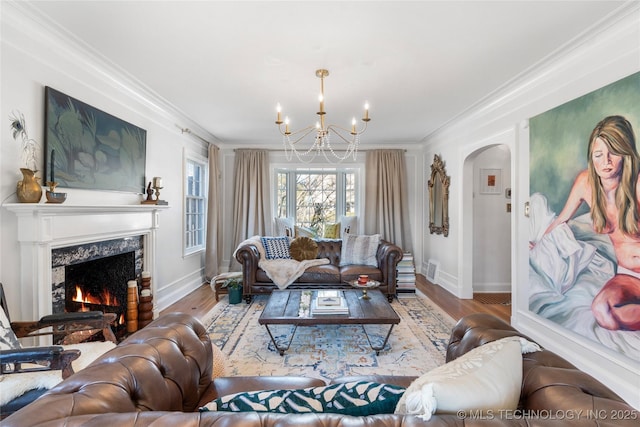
[
  {"left": 276, "top": 168, "right": 357, "bottom": 236},
  {"left": 184, "top": 155, "right": 207, "bottom": 255}
]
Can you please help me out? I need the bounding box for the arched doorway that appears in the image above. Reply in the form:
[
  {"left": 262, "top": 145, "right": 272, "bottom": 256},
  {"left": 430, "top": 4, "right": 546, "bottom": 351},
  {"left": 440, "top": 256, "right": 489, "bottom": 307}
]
[{"left": 459, "top": 133, "right": 513, "bottom": 299}]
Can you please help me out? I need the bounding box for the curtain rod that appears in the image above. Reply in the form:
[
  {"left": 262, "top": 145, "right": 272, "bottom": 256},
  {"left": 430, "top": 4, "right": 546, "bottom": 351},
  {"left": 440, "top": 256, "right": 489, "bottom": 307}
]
[{"left": 175, "top": 125, "right": 212, "bottom": 145}]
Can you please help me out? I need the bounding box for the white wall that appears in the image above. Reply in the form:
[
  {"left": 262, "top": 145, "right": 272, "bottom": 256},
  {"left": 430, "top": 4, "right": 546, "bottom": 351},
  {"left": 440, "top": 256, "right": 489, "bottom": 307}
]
[
  {"left": 472, "top": 145, "right": 511, "bottom": 292},
  {"left": 422, "top": 4, "right": 639, "bottom": 407},
  {"left": 0, "top": 2, "right": 213, "bottom": 317}
]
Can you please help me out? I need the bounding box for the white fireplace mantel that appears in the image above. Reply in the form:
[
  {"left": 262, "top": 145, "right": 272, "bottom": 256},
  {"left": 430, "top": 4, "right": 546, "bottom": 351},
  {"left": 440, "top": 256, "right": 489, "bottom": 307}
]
[{"left": 4, "top": 203, "right": 168, "bottom": 323}]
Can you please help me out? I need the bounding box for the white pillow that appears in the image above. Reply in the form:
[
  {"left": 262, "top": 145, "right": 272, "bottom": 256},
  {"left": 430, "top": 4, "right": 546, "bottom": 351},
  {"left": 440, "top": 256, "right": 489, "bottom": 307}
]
[
  {"left": 395, "top": 336, "right": 540, "bottom": 421},
  {"left": 274, "top": 217, "right": 294, "bottom": 237},
  {"left": 339, "top": 233, "right": 380, "bottom": 267},
  {"left": 339, "top": 215, "right": 357, "bottom": 237}
]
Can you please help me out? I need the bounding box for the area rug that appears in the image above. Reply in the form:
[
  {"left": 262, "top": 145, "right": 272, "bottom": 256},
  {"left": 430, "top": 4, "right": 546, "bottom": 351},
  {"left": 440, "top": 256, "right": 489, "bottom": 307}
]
[{"left": 203, "top": 292, "right": 456, "bottom": 381}]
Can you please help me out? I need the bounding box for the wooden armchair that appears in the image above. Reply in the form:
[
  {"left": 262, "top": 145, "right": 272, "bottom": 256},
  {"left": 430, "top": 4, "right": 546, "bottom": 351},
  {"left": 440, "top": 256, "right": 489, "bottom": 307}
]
[
  {"left": 1, "top": 283, "right": 117, "bottom": 372},
  {"left": 11, "top": 310, "right": 117, "bottom": 346}
]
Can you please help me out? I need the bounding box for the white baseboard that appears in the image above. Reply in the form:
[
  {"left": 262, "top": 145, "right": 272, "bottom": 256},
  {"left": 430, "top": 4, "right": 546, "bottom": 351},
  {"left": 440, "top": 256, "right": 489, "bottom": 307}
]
[{"left": 155, "top": 268, "right": 206, "bottom": 312}]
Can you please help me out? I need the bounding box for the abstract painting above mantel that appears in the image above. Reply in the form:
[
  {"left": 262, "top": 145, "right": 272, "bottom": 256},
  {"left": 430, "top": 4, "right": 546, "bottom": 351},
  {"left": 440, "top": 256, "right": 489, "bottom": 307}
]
[
  {"left": 528, "top": 71, "right": 640, "bottom": 361},
  {"left": 45, "top": 86, "right": 146, "bottom": 193}
]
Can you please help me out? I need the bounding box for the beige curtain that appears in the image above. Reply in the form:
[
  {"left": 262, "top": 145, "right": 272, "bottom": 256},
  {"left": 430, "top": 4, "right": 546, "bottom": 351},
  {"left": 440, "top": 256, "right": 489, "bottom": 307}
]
[
  {"left": 364, "top": 149, "right": 413, "bottom": 252},
  {"left": 204, "top": 144, "right": 222, "bottom": 281},
  {"left": 229, "top": 149, "right": 272, "bottom": 271}
]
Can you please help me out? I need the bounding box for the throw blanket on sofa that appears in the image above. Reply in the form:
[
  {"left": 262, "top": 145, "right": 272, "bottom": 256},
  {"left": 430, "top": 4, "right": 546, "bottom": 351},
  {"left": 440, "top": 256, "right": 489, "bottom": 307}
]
[
  {"left": 260, "top": 258, "right": 330, "bottom": 289},
  {"left": 234, "top": 236, "right": 330, "bottom": 289}
]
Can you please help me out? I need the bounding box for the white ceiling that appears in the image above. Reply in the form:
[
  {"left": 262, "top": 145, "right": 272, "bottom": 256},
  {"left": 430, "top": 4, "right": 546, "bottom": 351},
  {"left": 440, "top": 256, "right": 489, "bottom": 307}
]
[{"left": 29, "top": 1, "right": 627, "bottom": 147}]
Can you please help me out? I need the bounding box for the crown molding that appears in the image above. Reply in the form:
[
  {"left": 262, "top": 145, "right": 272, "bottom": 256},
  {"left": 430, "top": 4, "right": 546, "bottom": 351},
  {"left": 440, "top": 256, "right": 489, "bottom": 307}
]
[
  {"left": 2, "top": 0, "right": 217, "bottom": 150},
  {"left": 422, "top": 1, "right": 639, "bottom": 144}
]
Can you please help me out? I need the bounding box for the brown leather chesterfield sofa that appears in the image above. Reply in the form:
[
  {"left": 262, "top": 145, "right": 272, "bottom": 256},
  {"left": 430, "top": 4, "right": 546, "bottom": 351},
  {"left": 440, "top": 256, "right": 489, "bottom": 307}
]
[
  {"left": 4, "top": 313, "right": 637, "bottom": 426},
  {"left": 235, "top": 238, "right": 404, "bottom": 302}
]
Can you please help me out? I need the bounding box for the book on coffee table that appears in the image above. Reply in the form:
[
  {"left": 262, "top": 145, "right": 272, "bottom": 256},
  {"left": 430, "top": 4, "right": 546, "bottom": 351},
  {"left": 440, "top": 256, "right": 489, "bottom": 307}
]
[
  {"left": 316, "top": 290, "right": 343, "bottom": 306},
  {"left": 312, "top": 291, "right": 348, "bottom": 315}
]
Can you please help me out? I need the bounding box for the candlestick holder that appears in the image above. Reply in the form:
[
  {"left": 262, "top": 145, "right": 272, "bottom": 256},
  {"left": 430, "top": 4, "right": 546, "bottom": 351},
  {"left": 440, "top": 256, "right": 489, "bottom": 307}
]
[
  {"left": 153, "top": 184, "right": 168, "bottom": 205},
  {"left": 45, "top": 181, "right": 67, "bottom": 204},
  {"left": 153, "top": 184, "right": 163, "bottom": 201},
  {"left": 141, "top": 179, "right": 168, "bottom": 205}
]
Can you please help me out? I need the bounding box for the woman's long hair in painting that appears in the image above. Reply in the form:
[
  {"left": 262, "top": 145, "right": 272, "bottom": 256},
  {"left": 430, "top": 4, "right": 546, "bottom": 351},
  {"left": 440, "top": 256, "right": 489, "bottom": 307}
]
[{"left": 587, "top": 115, "right": 640, "bottom": 236}]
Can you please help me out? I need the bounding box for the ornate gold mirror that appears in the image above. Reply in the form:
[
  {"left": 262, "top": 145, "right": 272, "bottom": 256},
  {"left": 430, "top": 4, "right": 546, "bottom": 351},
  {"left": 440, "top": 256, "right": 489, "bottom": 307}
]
[{"left": 428, "top": 154, "right": 450, "bottom": 237}]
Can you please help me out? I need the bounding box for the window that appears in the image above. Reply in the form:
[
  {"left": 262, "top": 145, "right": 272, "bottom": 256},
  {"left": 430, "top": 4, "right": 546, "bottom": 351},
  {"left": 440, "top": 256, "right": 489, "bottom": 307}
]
[
  {"left": 276, "top": 171, "right": 288, "bottom": 219},
  {"left": 276, "top": 169, "right": 357, "bottom": 236},
  {"left": 184, "top": 155, "right": 207, "bottom": 255}
]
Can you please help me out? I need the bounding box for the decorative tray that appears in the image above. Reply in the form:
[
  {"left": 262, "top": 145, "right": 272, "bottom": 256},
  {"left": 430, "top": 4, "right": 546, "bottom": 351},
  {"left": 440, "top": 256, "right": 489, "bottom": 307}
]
[{"left": 349, "top": 279, "right": 380, "bottom": 289}]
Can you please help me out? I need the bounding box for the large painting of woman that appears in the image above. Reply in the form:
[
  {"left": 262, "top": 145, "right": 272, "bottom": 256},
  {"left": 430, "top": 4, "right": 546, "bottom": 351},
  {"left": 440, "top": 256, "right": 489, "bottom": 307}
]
[{"left": 528, "top": 72, "right": 640, "bottom": 360}]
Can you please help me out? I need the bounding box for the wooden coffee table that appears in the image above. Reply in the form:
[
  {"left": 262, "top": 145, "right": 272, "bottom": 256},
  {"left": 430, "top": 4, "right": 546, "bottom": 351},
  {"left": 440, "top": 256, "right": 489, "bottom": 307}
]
[{"left": 258, "top": 289, "right": 400, "bottom": 355}]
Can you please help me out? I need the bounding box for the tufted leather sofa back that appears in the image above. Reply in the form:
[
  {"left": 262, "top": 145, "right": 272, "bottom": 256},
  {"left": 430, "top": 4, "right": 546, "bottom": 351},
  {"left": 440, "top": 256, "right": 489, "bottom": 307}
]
[
  {"left": 3, "top": 312, "right": 213, "bottom": 426},
  {"left": 446, "top": 313, "right": 636, "bottom": 422},
  {"left": 316, "top": 239, "right": 342, "bottom": 265},
  {"left": 237, "top": 238, "right": 404, "bottom": 301},
  {"left": 314, "top": 239, "right": 401, "bottom": 269}
]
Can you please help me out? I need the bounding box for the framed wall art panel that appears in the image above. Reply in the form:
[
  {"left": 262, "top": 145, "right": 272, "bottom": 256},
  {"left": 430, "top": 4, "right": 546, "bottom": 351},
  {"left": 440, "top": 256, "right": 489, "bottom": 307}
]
[
  {"left": 479, "top": 168, "right": 502, "bottom": 194},
  {"left": 44, "top": 86, "right": 146, "bottom": 193}
]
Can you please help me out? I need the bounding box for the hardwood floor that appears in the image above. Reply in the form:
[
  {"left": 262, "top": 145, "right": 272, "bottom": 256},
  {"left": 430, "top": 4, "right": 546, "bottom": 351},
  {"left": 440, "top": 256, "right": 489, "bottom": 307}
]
[
  {"left": 161, "top": 274, "right": 511, "bottom": 324},
  {"left": 417, "top": 276, "right": 511, "bottom": 323},
  {"left": 160, "top": 281, "right": 218, "bottom": 319}
]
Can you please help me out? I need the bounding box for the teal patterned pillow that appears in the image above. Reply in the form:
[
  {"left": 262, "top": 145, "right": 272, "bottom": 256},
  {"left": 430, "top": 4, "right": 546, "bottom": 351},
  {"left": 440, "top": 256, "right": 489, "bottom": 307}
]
[
  {"left": 260, "top": 236, "right": 291, "bottom": 260},
  {"left": 200, "top": 381, "right": 405, "bottom": 416}
]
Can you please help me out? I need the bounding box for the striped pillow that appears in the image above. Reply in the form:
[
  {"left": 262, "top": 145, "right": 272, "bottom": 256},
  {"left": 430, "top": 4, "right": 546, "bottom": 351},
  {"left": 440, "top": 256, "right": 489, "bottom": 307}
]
[
  {"left": 260, "top": 236, "right": 291, "bottom": 260},
  {"left": 339, "top": 234, "right": 381, "bottom": 267}
]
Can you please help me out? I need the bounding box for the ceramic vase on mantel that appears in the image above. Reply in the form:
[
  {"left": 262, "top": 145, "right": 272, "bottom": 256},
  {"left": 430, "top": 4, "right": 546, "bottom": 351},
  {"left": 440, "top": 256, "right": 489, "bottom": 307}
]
[{"left": 16, "top": 168, "right": 42, "bottom": 203}]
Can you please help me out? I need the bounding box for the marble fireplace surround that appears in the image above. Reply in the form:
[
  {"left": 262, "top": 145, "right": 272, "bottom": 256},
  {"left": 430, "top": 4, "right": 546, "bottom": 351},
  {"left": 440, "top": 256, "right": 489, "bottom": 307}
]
[
  {"left": 52, "top": 236, "right": 143, "bottom": 322},
  {"left": 5, "top": 204, "right": 167, "bottom": 330}
]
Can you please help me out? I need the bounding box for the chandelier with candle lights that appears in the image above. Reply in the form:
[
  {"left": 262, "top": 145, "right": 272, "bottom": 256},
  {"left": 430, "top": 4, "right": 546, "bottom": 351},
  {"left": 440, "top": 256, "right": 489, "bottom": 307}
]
[{"left": 275, "top": 69, "right": 370, "bottom": 163}]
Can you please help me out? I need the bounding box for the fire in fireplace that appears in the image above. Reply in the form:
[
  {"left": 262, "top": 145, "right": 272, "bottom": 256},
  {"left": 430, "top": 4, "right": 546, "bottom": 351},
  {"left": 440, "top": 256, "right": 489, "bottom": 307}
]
[{"left": 65, "top": 251, "right": 136, "bottom": 339}]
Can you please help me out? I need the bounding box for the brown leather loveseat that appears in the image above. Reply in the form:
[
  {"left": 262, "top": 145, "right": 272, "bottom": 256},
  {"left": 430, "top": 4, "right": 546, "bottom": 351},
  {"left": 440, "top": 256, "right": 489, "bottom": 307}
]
[
  {"left": 4, "top": 313, "right": 637, "bottom": 426},
  {"left": 235, "top": 238, "right": 404, "bottom": 302}
]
